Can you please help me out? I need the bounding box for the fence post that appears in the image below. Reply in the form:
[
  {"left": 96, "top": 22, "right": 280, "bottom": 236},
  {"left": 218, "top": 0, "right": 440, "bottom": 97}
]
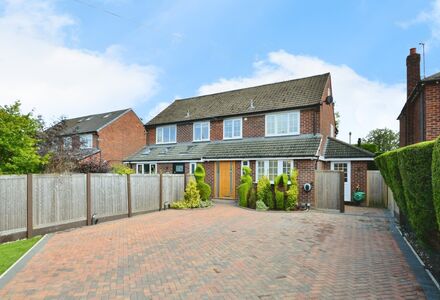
[
  {"left": 127, "top": 174, "right": 132, "bottom": 217},
  {"left": 339, "top": 171, "right": 345, "bottom": 213},
  {"left": 26, "top": 174, "right": 33, "bottom": 238},
  {"left": 86, "top": 173, "right": 92, "bottom": 225},
  {"left": 159, "top": 173, "right": 163, "bottom": 211}
]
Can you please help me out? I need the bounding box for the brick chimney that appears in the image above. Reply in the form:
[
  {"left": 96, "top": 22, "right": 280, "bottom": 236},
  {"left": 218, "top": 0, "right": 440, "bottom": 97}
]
[{"left": 406, "top": 47, "right": 420, "bottom": 97}]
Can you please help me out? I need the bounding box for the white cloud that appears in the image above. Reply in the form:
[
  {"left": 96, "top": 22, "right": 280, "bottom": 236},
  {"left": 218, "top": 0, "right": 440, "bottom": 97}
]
[
  {"left": 397, "top": 0, "right": 440, "bottom": 47},
  {"left": 198, "top": 50, "right": 405, "bottom": 142},
  {"left": 0, "top": 0, "right": 159, "bottom": 122}
]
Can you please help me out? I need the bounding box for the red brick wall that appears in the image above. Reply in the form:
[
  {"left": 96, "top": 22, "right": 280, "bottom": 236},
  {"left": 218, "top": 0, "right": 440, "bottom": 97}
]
[
  {"left": 157, "top": 163, "right": 173, "bottom": 174},
  {"left": 295, "top": 160, "right": 316, "bottom": 206},
  {"left": 243, "top": 115, "right": 265, "bottom": 137},
  {"left": 319, "top": 78, "right": 336, "bottom": 138},
  {"left": 146, "top": 127, "right": 155, "bottom": 145},
  {"left": 399, "top": 113, "right": 407, "bottom": 147},
  {"left": 425, "top": 83, "right": 440, "bottom": 141},
  {"left": 98, "top": 110, "right": 146, "bottom": 165},
  {"left": 300, "top": 109, "right": 318, "bottom": 134},
  {"left": 210, "top": 120, "right": 223, "bottom": 141},
  {"left": 406, "top": 48, "right": 421, "bottom": 97},
  {"left": 351, "top": 161, "right": 367, "bottom": 198},
  {"left": 177, "top": 123, "right": 193, "bottom": 143},
  {"left": 203, "top": 162, "right": 215, "bottom": 198}
]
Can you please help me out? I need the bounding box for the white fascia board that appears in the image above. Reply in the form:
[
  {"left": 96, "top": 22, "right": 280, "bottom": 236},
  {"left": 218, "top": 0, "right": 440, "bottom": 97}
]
[{"left": 319, "top": 156, "right": 374, "bottom": 161}]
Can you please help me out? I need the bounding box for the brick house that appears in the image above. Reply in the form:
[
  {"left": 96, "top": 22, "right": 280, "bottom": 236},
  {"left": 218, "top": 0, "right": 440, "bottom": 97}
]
[
  {"left": 59, "top": 108, "right": 146, "bottom": 165},
  {"left": 125, "top": 74, "right": 374, "bottom": 205},
  {"left": 398, "top": 48, "right": 440, "bottom": 146}
]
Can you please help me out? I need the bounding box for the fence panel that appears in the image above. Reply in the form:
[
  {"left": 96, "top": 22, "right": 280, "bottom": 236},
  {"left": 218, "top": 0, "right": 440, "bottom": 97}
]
[
  {"left": 91, "top": 174, "right": 128, "bottom": 218},
  {"left": 314, "top": 171, "right": 344, "bottom": 211},
  {"left": 0, "top": 175, "right": 27, "bottom": 235},
  {"left": 32, "top": 174, "right": 87, "bottom": 229},
  {"left": 366, "top": 171, "right": 387, "bottom": 208},
  {"left": 130, "top": 175, "right": 160, "bottom": 213},
  {"left": 162, "top": 174, "right": 185, "bottom": 205}
]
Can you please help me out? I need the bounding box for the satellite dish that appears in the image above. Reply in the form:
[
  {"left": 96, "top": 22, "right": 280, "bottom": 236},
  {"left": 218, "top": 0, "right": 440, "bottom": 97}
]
[
  {"left": 303, "top": 183, "right": 312, "bottom": 192},
  {"left": 326, "top": 96, "right": 333, "bottom": 104}
]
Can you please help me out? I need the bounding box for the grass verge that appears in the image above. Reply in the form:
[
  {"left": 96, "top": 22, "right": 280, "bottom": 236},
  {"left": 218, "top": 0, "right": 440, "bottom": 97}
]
[{"left": 0, "top": 236, "right": 42, "bottom": 275}]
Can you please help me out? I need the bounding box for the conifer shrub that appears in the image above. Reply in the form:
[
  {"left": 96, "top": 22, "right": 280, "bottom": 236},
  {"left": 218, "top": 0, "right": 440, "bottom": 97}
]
[
  {"left": 286, "top": 168, "right": 299, "bottom": 210},
  {"left": 433, "top": 137, "right": 440, "bottom": 230},
  {"left": 194, "top": 164, "right": 211, "bottom": 201},
  {"left": 238, "top": 166, "right": 252, "bottom": 207},
  {"left": 274, "top": 173, "right": 288, "bottom": 210},
  {"left": 171, "top": 179, "right": 201, "bottom": 209},
  {"left": 257, "top": 176, "right": 273, "bottom": 209}
]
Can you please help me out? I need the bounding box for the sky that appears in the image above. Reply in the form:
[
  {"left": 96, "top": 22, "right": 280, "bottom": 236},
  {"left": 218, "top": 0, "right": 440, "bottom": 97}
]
[{"left": 0, "top": 0, "right": 439, "bottom": 142}]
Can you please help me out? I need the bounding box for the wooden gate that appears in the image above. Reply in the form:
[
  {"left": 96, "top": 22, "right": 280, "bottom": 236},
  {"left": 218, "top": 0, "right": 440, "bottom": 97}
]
[
  {"left": 314, "top": 170, "right": 344, "bottom": 212},
  {"left": 366, "top": 171, "right": 388, "bottom": 207}
]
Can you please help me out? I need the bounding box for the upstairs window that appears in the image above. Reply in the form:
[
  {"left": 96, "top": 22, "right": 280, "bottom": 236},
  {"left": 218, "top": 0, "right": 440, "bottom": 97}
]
[
  {"left": 156, "top": 125, "right": 176, "bottom": 144},
  {"left": 265, "top": 111, "right": 300, "bottom": 136},
  {"left": 223, "top": 118, "right": 242, "bottom": 139},
  {"left": 80, "top": 134, "right": 93, "bottom": 149},
  {"left": 193, "top": 121, "right": 210, "bottom": 141}
]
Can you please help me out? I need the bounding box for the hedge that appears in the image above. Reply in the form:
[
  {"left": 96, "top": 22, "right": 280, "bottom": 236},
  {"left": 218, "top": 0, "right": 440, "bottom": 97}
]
[
  {"left": 376, "top": 140, "right": 439, "bottom": 242},
  {"left": 433, "top": 138, "right": 440, "bottom": 230}
]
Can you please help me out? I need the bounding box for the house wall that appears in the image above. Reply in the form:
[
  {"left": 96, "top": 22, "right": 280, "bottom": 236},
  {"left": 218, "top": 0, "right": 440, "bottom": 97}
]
[
  {"left": 351, "top": 161, "right": 368, "bottom": 199},
  {"left": 425, "top": 83, "right": 440, "bottom": 141},
  {"left": 98, "top": 111, "right": 146, "bottom": 165},
  {"left": 319, "top": 78, "right": 336, "bottom": 139},
  {"left": 295, "top": 160, "right": 316, "bottom": 206}
]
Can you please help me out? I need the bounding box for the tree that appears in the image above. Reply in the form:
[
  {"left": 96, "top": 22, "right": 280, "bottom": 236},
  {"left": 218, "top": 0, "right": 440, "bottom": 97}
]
[
  {"left": 363, "top": 128, "right": 399, "bottom": 152},
  {"left": 0, "top": 101, "right": 47, "bottom": 174}
]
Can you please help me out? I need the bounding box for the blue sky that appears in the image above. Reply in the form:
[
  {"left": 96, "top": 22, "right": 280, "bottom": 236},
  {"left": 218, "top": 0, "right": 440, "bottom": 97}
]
[{"left": 1, "top": 0, "right": 439, "bottom": 141}]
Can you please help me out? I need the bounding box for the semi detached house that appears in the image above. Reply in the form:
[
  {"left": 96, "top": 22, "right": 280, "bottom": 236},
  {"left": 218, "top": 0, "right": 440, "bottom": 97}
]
[{"left": 125, "top": 73, "right": 374, "bottom": 205}]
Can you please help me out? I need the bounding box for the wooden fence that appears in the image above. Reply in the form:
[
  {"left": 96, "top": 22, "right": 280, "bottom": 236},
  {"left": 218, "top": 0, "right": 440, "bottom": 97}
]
[
  {"left": 314, "top": 170, "right": 344, "bottom": 212},
  {"left": 0, "top": 173, "right": 185, "bottom": 242},
  {"left": 366, "top": 171, "right": 388, "bottom": 208}
]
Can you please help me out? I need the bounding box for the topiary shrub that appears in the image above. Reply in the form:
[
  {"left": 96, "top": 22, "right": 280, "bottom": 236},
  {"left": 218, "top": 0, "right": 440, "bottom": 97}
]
[
  {"left": 286, "top": 168, "right": 299, "bottom": 210},
  {"left": 248, "top": 187, "right": 257, "bottom": 209},
  {"left": 433, "top": 137, "right": 440, "bottom": 231},
  {"left": 194, "top": 164, "right": 211, "bottom": 201},
  {"left": 257, "top": 176, "right": 274, "bottom": 209},
  {"left": 238, "top": 166, "right": 252, "bottom": 207},
  {"left": 274, "top": 173, "right": 288, "bottom": 210},
  {"left": 171, "top": 179, "right": 201, "bottom": 209},
  {"left": 398, "top": 141, "right": 437, "bottom": 242}
]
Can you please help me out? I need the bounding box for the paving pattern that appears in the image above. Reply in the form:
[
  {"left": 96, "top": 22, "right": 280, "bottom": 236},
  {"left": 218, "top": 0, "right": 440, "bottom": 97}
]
[{"left": 0, "top": 202, "right": 425, "bottom": 299}]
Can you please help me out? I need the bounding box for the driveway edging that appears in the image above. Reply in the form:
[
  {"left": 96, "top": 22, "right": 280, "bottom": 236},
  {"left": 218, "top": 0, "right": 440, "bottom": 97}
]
[{"left": 0, "top": 234, "right": 51, "bottom": 290}]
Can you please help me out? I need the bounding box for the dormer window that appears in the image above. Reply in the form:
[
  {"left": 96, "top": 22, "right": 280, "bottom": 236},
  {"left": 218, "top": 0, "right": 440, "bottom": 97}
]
[
  {"left": 265, "top": 111, "right": 300, "bottom": 136},
  {"left": 156, "top": 125, "right": 176, "bottom": 144},
  {"left": 193, "top": 121, "right": 210, "bottom": 142}
]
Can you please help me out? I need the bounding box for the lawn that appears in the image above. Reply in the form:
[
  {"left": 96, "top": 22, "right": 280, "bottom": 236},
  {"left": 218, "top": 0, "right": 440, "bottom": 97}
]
[{"left": 0, "top": 236, "right": 42, "bottom": 275}]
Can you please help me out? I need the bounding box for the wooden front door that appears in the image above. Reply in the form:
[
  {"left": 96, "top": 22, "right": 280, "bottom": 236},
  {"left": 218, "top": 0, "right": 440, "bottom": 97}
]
[{"left": 218, "top": 161, "right": 235, "bottom": 198}]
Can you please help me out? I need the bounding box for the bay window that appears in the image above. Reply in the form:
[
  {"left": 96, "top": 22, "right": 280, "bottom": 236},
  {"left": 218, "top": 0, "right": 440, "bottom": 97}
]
[
  {"left": 156, "top": 125, "right": 176, "bottom": 144},
  {"left": 265, "top": 111, "right": 300, "bottom": 136},
  {"left": 193, "top": 121, "right": 210, "bottom": 141}
]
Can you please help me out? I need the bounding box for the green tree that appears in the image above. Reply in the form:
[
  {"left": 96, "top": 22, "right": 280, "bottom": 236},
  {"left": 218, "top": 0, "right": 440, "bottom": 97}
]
[
  {"left": 0, "top": 101, "right": 47, "bottom": 174},
  {"left": 363, "top": 128, "right": 399, "bottom": 152}
]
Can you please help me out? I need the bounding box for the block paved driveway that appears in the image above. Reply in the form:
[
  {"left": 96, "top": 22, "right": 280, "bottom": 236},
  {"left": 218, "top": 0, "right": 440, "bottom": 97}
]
[{"left": 0, "top": 202, "right": 425, "bottom": 299}]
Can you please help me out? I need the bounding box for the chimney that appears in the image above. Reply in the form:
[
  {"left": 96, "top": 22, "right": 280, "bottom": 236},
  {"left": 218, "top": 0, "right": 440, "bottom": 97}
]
[{"left": 406, "top": 47, "right": 420, "bottom": 97}]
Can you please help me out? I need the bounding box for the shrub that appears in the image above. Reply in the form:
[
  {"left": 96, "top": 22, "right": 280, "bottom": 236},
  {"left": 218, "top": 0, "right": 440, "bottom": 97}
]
[
  {"left": 275, "top": 190, "right": 284, "bottom": 210},
  {"left": 274, "top": 173, "right": 288, "bottom": 210},
  {"left": 286, "top": 169, "right": 299, "bottom": 210},
  {"left": 238, "top": 166, "right": 252, "bottom": 207},
  {"left": 248, "top": 187, "right": 257, "bottom": 209},
  {"left": 171, "top": 179, "right": 201, "bottom": 209},
  {"left": 75, "top": 159, "right": 110, "bottom": 173},
  {"left": 257, "top": 176, "right": 273, "bottom": 209},
  {"left": 194, "top": 164, "right": 211, "bottom": 201},
  {"left": 433, "top": 137, "right": 440, "bottom": 230},
  {"left": 398, "top": 141, "right": 437, "bottom": 241},
  {"left": 256, "top": 199, "right": 268, "bottom": 211},
  {"left": 111, "top": 164, "right": 134, "bottom": 175}
]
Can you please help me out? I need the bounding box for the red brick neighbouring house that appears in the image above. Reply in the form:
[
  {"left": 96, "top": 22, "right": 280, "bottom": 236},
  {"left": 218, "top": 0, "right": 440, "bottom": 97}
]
[
  {"left": 398, "top": 48, "right": 440, "bottom": 146},
  {"left": 58, "top": 109, "right": 146, "bottom": 165},
  {"left": 125, "top": 74, "right": 374, "bottom": 206}
]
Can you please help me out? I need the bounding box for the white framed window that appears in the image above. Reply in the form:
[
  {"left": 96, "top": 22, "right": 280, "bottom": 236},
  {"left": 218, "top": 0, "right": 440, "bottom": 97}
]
[
  {"left": 63, "top": 136, "right": 72, "bottom": 150},
  {"left": 136, "top": 163, "right": 157, "bottom": 174},
  {"left": 256, "top": 160, "right": 294, "bottom": 183},
  {"left": 223, "top": 118, "right": 242, "bottom": 139},
  {"left": 193, "top": 121, "right": 210, "bottom": 142},
  {"left": 156, "top": 125, "right": 177, "bottom": 144},
  {"left": 80, "top": 134, "right": 93, "bottom": 149},
  {"left": 241, "top": 160, "right": 250, "bottom": 175},
  {"left": 190, "top": 162, "right": 197, "bottom": 174},
  {"left": 265, "top": 111, "right": 300, "bottom": 136}
]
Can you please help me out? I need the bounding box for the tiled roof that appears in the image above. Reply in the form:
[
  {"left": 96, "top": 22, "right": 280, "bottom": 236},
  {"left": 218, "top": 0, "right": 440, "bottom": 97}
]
[
  {"left": 58, "top": 109, "right": 132, "bottom": 135},
  {"left": 124, "top": 135, "right": 322, "bottom": 162},
  {"left": 324, "top": 137, "right": 374, "bottom": 159},
  {"left": 147, "top": 73, "right": 330, "bottom": 126},
  {"left": 423, "top": 71, "right": 440, "bottom": 82}
]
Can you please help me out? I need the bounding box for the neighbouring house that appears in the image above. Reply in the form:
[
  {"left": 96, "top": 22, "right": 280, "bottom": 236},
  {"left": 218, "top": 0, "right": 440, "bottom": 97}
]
[
  {"left": 58, "top": 108, "right": 146, "bottom": 165},
  {"left": 125, "top": 73, "right": 374, "bottom": 205},
  {"left": 398, "top": 48, "right": 440, "bottom": 146}
]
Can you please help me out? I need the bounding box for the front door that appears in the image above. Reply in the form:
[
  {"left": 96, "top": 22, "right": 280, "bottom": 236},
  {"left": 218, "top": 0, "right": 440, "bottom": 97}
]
[
  {"left": 331, "top": 162, "right": 351, "bottom": 201},
  {"left": 218, "top": 161, "right": 235, "bottom": 198}
]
